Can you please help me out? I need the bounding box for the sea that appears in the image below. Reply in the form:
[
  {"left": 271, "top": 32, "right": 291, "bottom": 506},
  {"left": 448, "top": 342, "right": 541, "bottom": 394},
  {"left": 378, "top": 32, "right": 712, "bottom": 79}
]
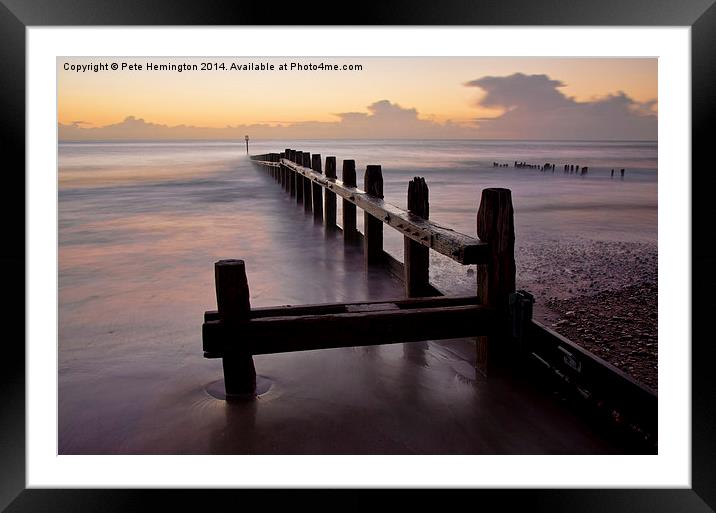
[{"left": 58, "top": 139, "right": 657, "bottom": 454}]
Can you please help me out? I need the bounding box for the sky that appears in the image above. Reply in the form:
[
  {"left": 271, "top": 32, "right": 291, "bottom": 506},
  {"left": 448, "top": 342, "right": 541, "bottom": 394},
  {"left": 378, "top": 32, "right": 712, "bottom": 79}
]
[{"left": 58, "top": 57, "right": 657, "bottom": 141}]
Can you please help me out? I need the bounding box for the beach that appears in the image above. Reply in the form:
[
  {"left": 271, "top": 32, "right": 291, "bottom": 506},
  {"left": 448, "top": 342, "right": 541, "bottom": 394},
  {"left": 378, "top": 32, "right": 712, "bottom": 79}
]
[{"left": 58, "top": 139, "right": 657, "bottom": 453}]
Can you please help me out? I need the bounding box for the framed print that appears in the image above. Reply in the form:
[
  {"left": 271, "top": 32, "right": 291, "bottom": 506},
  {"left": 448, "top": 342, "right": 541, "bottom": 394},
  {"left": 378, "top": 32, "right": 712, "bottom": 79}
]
[{"left": 2, "top": 0, "right": 715, "bottom": 511}]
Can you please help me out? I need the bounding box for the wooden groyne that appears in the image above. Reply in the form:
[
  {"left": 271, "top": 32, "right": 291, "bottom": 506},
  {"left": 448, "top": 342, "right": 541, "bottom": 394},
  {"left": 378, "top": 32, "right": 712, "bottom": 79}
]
[{"left": 201, "top": 148, "right": 656, "bottom": 448}]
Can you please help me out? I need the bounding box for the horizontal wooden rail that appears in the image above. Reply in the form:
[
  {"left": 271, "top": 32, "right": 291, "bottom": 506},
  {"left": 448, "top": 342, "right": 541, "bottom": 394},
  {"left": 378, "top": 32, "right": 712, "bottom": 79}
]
[
  {"left": 204, "top": 301, "right": 496, "bottom": 357},
  {"left": 205, "top": 294, "right": 480, "bottom": 322},
  {"left": 272, "top": 158, "right": 487, "bottom": 265}
]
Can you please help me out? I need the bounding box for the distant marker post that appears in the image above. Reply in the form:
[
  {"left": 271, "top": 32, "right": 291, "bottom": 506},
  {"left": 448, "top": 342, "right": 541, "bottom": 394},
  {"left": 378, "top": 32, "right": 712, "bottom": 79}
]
[{"left": 245, "top": 135, "right": 249, "bottom": 154}]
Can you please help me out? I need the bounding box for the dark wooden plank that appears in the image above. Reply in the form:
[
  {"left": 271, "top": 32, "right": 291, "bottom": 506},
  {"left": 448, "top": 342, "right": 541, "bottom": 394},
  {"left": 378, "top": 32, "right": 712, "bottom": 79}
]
[
  {"left": 345, "top": 302, "right": 400, "bottom": 312},
  {"left": 282, "top": 158, "right": 488, "bottom": 264},
  {"left": 203, "top": 304, "right": 496, "bottom": 356},
  {"left": 526, "top": 320, "right": 657, "bottom": 435},
  {"left": 204, "top": 294, "right": 479, "bottom": 322}
]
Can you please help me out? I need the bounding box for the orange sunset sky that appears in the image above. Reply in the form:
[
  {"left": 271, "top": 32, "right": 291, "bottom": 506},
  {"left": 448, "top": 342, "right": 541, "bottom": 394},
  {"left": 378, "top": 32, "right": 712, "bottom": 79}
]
[{"left": 58, "top": 57, "right": 657, "bottom": 140}]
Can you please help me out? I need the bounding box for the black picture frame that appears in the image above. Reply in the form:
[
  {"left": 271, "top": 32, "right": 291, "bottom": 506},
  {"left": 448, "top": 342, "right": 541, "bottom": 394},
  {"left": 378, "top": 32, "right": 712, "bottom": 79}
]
[{"left": 1, "top": 1, "right": 714, "bottom": 511}]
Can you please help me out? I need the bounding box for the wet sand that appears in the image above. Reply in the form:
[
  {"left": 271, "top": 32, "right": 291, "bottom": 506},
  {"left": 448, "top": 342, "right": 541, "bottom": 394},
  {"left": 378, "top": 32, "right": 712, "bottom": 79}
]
[{"left": 59, "top": 258, "right": 626, "bottom": 454}]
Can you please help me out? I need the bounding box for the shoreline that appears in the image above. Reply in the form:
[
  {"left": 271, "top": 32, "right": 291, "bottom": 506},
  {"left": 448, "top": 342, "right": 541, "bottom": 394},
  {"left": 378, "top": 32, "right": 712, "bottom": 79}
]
[
  {"left": 518, "top": 238, "right": 658, "bottom": 391},
  {"left": 426, "top": 236, "right": 658, "bottom": 391}
]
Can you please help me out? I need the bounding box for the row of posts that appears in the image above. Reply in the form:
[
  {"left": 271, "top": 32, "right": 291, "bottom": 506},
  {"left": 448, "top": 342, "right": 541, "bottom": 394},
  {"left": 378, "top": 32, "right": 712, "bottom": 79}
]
[
  {"left": 259, "top": 149, "right": 436, "bottom": 298},
  {"left": 259, "top": 150, "right": 515, "bottom": 309},
  {"left": 253, "top": 150, "right": 519, "bottom": 378},
  {"left": 261, "top": 148, "right": 515, "bottom": 314}
]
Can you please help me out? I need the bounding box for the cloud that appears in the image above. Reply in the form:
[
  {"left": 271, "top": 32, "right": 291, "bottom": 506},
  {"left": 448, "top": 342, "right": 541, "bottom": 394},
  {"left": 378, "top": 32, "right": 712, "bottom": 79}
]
[
  {"left": 58, "top": 102, "right": 473, "bottom": 141},
  {"left": 59, "top": 74, "right": 657, "bottom": 141},
  {"left": 465, "top": 73, "right": 657, "bottom": 140}
]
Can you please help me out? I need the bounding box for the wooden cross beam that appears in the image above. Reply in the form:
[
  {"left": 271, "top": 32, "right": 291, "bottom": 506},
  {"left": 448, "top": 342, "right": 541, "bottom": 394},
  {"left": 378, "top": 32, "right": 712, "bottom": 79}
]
[
  {"left": 203, "top": 294, "right": 497, "bottom": 358},
  {"left": 280, "top": 158, "right": 488, "bottom": 265}
]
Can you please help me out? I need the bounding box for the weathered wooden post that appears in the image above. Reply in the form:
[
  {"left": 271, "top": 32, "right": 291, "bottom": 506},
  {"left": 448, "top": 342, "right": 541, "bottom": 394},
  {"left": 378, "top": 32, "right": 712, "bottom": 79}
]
[
  {"left": 477, "top": 187, "right": 515, "bottom": 309},
  {"left": 277, "top": 152, "right": 285, "bottom": 189},
  {"left": 404, "top": 177, "right": 430, "bottom": 297},
  {"left": 324, "top": 156, "right": 337, "bottom": 229},
  {"left": 475, "top": 188, "right": 516, "bottom": 375},
  {"left": 311, "top": 154, "right": 324, "bottom": 221},
  {"left": 302, "top": 152, "right": 312, "bottom": 212},
  {"left": 214, "top": 259, "right": 256, "bottom": 397},
  {"left": 272, "top": 153, "right": 281, "bottom": 185},
  {"left": 364, "top": 165, "right": 384, "bottom": 266},
  {"left": 286, "top": 148, "right": 296, "bottom": 197},
  {"left": 276, "top": 153, "right": 282, "bottom": 184},
  {"left": 342, "top": 160, "right": 358, "bottom": 242},
  {"left": 295, "top": 151, "right": 304, "bottom": 204},
  {"left": 245, "top": 135, "right": 249, "bottom": 154}
]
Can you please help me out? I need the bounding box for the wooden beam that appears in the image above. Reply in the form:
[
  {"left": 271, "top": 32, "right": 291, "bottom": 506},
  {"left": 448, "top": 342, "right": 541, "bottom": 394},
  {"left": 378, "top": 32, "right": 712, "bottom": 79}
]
[
  {"left": 281, "top": 158, "right": 488, "bottom": 264},
  {"left": 204, "top": 294, "right": 479, "bottom": 322},
  {"left": 203, "top": 304, "right": 496, "bottom": 356},
  {"left": 526, "top": 320, "right": 657, "bottom": 435}
]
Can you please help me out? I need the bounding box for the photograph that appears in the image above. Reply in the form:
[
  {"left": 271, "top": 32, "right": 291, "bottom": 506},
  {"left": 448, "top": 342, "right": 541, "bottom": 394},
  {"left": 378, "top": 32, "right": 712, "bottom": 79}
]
[
  {"left": 3, "top": 2, "right": 714, "bottom": 508},
  {"left": 57, "top": 56, "right": 658, "bottom": 455}
]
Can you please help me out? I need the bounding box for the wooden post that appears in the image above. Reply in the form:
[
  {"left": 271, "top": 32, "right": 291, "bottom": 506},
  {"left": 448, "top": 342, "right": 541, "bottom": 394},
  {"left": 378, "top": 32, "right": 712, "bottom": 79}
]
[
  {"left": 277, "top": 153, "right": 285, "bottom": 189},
  {"left": 276, "top": 153, "right": 282, "bottom": 184},
  {"left": 288, "top": 165, "right": 295, "bottom": 195},
  {"left": 342, "top": 160, "right": 358, "bottom": 242},
  {"left": 475, "top": 188, "right": 516, "bottom": 375},
  {"left": 286, "top": 148, "right": 296, "bottom": 197},
  {"left": 302, "top": 152, "right": 312, "bottom": 212},
  {"left": 295, "top": 151, "right": 304, "bottom": 204},
  {"left": 215, "top": 259, "right": 256, "bottom": 397},
  {"left": 364, "top": 165, "right": 384, "bottom": 266},
  {"left": 324, "top": 156, "right": 337, "bottom": 229},
  {"left": 404, "top": 177, "right": 430, "bottom": 297},
  {"left": 476, "top": 188, "right": 515, "bottom": 309},
  {"left": 311, "top": 154, "right": 324, "bottom": 221}
]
